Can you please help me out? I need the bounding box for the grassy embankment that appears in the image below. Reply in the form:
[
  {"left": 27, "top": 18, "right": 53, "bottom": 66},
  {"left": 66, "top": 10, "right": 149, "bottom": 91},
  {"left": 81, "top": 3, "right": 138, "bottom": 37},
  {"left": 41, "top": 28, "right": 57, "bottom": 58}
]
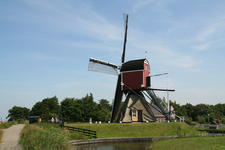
[
  {"left": 19, "top": 123, "right": 86, "bottom": 150},
  {"left": 67, "top": 122, "right": 201, "bottom": 138},
  {"left": 0, "top": 122, "right": 16, "bottom": 143},
  {"left": 151, "top": 136, "right": 225, "bottom": 150},
  {"left": 18, "top": 122, "right": 224, "bottom": 149}
]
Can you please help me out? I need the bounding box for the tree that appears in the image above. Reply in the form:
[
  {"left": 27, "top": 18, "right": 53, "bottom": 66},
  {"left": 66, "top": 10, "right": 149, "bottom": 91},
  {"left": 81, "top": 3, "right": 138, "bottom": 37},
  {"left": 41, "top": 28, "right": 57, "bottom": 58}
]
[
  {"left": 60, "top": 93, "right": 100, "bottom": 122},
  {"left": 60, "top": 98, "right": 76, "bottom": 122},
  {"left": 95, "top": 99, "right": 112, "bottom": 122},
  {"left": 197, "top": 115, "right": 205, "bottom": 124},
  {"left": 170, "top": 101, "right": 187, "bottom": 117},
  {"left": 98, "top": 99, "right": 112, "bottom": 112},
  {"left": 30, "top": 96, "right": 61, "bottom": 121},
  {"left": 184, "top": 116, "right": 192, "bottom": 124},
  {"left": 7, "top": 106, "right": 30, "bottom": 121},
  {"left": 221, "top": 118, "right": 225, "bottom": 124},
  {"left": 212, "top": 103, "right": 225, "bottom": 119},
  {"left": 183, "top": 103, "right": 195, "bottom": 120}
]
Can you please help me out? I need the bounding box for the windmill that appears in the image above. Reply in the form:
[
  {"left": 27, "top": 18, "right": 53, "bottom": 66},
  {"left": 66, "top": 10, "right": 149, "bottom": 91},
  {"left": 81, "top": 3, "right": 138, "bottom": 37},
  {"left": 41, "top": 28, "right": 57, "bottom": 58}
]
[{"left": 88, "top": 14, "right": 175, "bottom": 123}]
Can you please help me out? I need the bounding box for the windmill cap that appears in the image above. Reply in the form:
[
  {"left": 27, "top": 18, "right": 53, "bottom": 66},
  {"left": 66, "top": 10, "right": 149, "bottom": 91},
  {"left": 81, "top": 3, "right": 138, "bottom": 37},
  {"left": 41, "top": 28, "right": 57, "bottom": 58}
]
[{"left": 120, "top": 58, "right": 149, "bottom": 72}]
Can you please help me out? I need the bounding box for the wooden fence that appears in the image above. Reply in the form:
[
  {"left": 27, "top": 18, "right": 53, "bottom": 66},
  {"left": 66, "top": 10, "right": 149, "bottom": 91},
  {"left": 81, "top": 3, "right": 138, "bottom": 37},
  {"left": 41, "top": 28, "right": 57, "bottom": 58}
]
[{"left": 64, "top": 125, "right": 97, "bottom": 138}]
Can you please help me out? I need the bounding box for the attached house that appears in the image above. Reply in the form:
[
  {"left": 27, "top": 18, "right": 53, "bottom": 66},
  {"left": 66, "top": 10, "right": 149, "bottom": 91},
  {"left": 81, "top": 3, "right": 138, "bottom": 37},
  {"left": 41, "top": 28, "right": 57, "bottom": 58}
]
[{"left": 116, "top": 94, "right": 171, "bottom": 123}]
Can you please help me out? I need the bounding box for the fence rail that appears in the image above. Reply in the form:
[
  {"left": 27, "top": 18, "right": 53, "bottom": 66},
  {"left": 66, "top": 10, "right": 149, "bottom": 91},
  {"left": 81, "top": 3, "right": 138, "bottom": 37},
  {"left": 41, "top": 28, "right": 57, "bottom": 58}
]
[{"left": 64, "top": 125, "right": 97, "bottom": 138}]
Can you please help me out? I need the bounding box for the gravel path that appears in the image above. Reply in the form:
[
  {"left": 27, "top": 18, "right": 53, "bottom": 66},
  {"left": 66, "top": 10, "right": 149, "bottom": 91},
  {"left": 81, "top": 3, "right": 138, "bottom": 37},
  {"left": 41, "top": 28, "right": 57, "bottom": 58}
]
[{"left": 0, "top": 124, "right": 25, "bottom": 150}]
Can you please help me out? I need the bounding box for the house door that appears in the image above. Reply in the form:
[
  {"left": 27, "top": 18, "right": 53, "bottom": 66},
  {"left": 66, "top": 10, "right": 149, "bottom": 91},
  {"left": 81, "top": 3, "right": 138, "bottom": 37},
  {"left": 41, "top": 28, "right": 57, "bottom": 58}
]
[
  {"left": 132, "top": 110, "right": 138, "bottom": 121},
  {"left": 138, "top": 110, "right": 143, "bottom": 122}
]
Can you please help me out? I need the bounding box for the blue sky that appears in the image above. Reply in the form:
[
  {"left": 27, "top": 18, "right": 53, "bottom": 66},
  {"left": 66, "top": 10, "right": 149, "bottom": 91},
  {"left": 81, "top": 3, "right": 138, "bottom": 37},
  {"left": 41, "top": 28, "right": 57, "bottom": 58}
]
[{"left": 1, "top": 0, "right": 225, "bottom": 121}]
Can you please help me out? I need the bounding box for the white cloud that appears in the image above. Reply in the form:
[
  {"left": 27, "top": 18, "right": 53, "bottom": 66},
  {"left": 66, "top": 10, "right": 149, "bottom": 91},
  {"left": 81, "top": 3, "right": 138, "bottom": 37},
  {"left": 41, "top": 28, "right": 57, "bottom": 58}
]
[
  {"left": 193, "top": 44, "right": 209, "bottom": 51},
  {"left": 132, "top": 0, "right": 156, "bottom": 13},
  {"left": 18, "top": 0, "right": 123, "bottom": 42}
]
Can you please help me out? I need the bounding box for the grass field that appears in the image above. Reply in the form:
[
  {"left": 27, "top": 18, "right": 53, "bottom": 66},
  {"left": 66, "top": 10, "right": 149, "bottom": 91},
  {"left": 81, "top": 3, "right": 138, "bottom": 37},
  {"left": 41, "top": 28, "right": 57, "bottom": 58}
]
[
  {"left": 67, "top": 122, "right": 201, "bottom": 138},
  {"left": 151, "top": 136, "right": 225, "bottom": 150},
  {"left": 18, "top": 122, "right": 222, "bottom": 150}
]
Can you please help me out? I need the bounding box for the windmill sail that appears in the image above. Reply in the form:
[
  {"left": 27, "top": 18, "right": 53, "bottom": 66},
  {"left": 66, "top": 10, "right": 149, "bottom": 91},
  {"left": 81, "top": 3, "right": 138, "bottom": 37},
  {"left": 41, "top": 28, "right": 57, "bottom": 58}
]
[
  {"left": 110, "top": 74, "right": 123, "bottom": 122},
  {"left": 121, "top": 13, "right": 128, "bottom": 63},
  {"left": 111, "top": 13, "right": 128, "bottom": 122},
  {"left": 88, "top": 57, "right": 118, "bottom": 76}
]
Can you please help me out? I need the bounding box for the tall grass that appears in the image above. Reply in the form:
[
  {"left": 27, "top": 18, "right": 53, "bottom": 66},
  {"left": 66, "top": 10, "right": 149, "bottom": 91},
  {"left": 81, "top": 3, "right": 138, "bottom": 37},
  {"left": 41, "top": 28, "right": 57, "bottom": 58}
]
[
  {"left": 0, "top": 122, "right": 16, "bottom": 129},
  {"left": 19, "top": 123, "right": 86, "bottom": 150}
]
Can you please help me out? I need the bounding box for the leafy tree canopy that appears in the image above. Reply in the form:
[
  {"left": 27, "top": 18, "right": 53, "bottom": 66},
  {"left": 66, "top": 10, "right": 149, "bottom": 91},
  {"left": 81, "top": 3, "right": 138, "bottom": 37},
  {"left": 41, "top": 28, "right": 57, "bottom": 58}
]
[
  {"left": 30, "top": 96, "right": 60, "bottom": 120},
  {"left": 6, "top": 106, "right": 30, "bottom": 121}
]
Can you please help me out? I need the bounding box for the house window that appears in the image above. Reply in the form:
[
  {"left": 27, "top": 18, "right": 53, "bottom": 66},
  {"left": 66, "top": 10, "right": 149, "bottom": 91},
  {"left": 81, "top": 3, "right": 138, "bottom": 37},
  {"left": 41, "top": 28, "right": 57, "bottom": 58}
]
[
  {"left": 161, "top": 119, "right": 164, "bottom": 122},
  {"left": 132, "top": 110, "right": 136, "bottom": 117}
]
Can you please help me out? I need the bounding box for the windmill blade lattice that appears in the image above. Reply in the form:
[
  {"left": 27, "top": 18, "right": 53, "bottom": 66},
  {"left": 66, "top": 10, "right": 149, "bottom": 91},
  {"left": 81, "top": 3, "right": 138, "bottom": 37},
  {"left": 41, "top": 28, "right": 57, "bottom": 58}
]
[{"left": 88, "top": 57, "right": 119, "bottom": 76}]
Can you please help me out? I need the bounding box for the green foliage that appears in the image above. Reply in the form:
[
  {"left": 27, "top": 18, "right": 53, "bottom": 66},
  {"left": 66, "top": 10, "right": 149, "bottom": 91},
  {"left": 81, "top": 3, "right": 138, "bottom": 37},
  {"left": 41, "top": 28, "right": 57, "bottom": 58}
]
[
  {"left": 6, "top": 106, "right": 30, "bottom": 121},
  {"left": 19, "top": 123, "right": 85, "bottom": 150},
  {"left": 208, "top": 112, "right": 215, "bottom": 123},
  {"left": 30, "top": 96, "right": 61, "bottom": 121},
  {"left": 184, "top": 116, "right": 192, "bottom": 124},
  {"left": 170, "top": 101, "right": 187, "bottom": 117},
  {"left": 7, "top": 93, "right": 225, "bottom": 125},
  {"left": 210, "top": 103, "right": 225, "bottom": 119},
  {"left": 177, "top": 125, "right": 182, "bottom": 137},
  {"left": 0, "top": 122, "right": 16, "bottom": 129},
  {"left": 60, "top": 94, "right": 112, "bottom": 123},
  {"left": 169, "top": 101, "right": 224, "bottom": 123},
  {"left": 221, "top": 118, "right": 225, "bottom": 124},
  {"left": 197, "top": 116, "right": 205, "bottom": 124},
  {"left": 183, "top": 103, "right": 195, "bottom": 120}
]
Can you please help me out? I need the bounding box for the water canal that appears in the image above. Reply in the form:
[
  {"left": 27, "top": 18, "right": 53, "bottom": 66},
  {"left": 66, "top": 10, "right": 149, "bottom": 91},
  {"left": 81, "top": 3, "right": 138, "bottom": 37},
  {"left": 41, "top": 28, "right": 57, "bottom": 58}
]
[
  {"left": 73, "top": 133, "right": 225, "bottom": 150},
  {"left": 73, "top": 141, "right": 152, "bottom": 150}
]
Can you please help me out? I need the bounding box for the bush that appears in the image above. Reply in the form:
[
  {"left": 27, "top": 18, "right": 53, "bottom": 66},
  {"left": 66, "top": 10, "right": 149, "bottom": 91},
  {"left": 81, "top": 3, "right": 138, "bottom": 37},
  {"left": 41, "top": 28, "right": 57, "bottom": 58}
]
[
  {"left": 177, "top": 125, "right": 183, "bottom": 137},
  {"left": 185, "top": 117, "right": 192, "bottom": 124},
  {"left": 197, "top": 116, "right": 205, "bottom": 124},
  {"left": 0, "top": 122, "right": 16, "bottom": 129},
  {"left": 221, "top": 118, "right": 225, "bottom": 124}
]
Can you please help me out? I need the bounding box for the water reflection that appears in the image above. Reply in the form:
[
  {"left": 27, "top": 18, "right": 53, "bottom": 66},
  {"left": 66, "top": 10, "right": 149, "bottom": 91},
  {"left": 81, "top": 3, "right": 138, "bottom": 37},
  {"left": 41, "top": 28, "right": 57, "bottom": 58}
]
[{"left": 74, "top": 141, "right": 152, "bottom": 150}]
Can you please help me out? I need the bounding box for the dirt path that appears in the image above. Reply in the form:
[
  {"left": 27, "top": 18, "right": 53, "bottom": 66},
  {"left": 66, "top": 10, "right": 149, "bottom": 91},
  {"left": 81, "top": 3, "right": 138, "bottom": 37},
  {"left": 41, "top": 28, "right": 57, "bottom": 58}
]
[{"left": 0, "top": 124, "right": 25, "bottom": 150}]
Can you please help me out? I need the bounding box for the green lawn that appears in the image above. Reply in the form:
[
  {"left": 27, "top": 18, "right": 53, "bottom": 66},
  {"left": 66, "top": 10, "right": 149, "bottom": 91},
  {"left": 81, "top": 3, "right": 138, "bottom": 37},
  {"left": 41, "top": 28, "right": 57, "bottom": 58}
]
[
  {"left": 152, "top": 136, "right": 225, "bottom": 150},
  {"left": 67, "top": 122, "right": 201, "bottom": 138}
]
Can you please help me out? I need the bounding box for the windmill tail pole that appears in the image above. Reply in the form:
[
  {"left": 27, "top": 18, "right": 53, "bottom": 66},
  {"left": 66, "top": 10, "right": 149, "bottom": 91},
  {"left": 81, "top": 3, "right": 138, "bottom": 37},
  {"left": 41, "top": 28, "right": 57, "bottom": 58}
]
[
  {"left": 150, "top": 73, "right": 168, "bottom": 77},
  {"left": 146, "top": 90, "right": 170, "bottom": 121}
]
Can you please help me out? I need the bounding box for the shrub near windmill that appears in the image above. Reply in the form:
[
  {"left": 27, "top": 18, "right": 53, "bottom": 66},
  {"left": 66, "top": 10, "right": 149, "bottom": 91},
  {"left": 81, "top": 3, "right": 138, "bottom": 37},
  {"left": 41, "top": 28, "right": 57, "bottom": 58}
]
[{"left": 88, "top": 14, "right": 175, "bottom": 123}]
